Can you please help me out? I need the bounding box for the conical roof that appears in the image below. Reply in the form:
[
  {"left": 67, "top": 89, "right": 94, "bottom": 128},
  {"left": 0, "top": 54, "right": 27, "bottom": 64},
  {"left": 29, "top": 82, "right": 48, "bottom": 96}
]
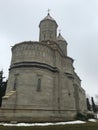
[
  {"left": 40, "top": 13, "right": 58, "bottom": 27},
  {"left": 57, "top": 33, "right": 66, "bottom": 41},
  {"left": 42, "top": 13, "right": 55, "bottom": 21}
]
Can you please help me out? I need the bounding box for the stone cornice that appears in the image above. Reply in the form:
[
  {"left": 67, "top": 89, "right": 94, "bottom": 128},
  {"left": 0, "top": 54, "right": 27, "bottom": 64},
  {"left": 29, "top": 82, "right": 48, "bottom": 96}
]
[{"left": 10, "top": 62, "right": 59, "bottom": 73}]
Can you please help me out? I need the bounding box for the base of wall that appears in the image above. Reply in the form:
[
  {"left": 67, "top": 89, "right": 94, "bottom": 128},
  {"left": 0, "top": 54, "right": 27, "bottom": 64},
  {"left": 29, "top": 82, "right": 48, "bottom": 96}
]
[{"left": 0, "top": 108, "right": 77, "bottom": 123}]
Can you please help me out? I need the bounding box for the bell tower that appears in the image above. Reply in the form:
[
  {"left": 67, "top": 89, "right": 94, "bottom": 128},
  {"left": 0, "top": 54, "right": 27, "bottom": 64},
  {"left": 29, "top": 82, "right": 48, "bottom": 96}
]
[{"left": 39, "top": 12, "right": 58, "bottom": 42}]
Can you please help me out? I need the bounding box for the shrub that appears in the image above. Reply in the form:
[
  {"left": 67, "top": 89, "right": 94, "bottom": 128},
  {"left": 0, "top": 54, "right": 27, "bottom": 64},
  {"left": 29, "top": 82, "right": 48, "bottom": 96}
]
[
  {"left": 87, "top": 113, "right": 95, "bottom": 119},
  {"left": 76, "top": 112, "right": 87, "bottom": 121}
]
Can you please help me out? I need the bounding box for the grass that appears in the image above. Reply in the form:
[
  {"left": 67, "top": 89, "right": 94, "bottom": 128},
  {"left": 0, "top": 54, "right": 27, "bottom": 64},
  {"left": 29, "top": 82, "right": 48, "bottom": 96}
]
[{"left": 0, "top": 122, "right": 98, "bottom": 130}]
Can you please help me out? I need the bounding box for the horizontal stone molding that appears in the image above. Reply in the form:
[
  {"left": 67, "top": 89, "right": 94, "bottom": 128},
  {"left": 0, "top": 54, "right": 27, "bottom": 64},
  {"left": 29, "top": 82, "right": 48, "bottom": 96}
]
[
  {"left": 10, "top": 62, "right": 59, "bottom": 73},
  {"left": 0, "top": 108, "right": 78, "bottom": 111}
]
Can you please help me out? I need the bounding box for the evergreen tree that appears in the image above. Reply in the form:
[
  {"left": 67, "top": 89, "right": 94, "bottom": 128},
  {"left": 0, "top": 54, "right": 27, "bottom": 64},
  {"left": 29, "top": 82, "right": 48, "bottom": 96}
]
[
  {"left": 0, "top": 71, "right": 3, "bottom": 106},
  {"left": 0, "top": 71, "right": 3, "bottom": 86},
  {"left": 91, "top": 97, "right": 97, "bottom": 113},
  {"left": 86, "top": 98, "right": 91, "bottom": 111},
  {"left": 0, "top": 70, "right": 7, "bottom": 107}
]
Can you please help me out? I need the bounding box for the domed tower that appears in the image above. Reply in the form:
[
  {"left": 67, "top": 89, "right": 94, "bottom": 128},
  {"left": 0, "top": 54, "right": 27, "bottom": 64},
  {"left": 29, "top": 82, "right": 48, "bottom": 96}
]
[
  {"left": 57, "top": 32, "right": 67, "bottom": 56},
  {"left": 39, "top": 12, "right": 58, "bottom": 41}
]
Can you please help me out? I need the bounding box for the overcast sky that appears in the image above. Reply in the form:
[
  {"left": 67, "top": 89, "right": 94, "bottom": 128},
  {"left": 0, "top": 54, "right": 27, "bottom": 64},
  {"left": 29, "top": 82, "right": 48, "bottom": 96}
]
[{"left": 0, "top": 0, "right": 98, "bottom": 99}]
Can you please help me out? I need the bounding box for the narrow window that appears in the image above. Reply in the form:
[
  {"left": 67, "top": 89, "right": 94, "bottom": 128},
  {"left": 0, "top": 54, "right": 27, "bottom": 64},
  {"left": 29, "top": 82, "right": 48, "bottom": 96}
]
[
  {"left": 49, "top": 32, "right": 52, "bottom": 39},
  {"left": 44, "top": 34, "right": 46, "bottom": 40},
  {"left": 13, "top": 74, "right": 19, "bottom": 91},
  {"left": 37, "top": 78, "right": 41, "bottom": 92},
  {"left": 68, "top": 92, "right": 71, "bottom": 96},
  {"left": 13, "top": 80, "right": 16, "bottom": 91}
]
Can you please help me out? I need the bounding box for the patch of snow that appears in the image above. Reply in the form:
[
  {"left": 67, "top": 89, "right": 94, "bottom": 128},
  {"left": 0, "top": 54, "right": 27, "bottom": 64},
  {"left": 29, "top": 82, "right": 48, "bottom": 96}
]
[
  {"left": 96, "top": 114, "right": 98, "bottom": 119},
  {"left": 0, "top": 120, "right": 86, "bottom": 126},
  {"left": 55, "top": 120, "right": 86, "bottom": 125},
  {"left": 88, "top": 119, "right": 97, "bottom": 122}
]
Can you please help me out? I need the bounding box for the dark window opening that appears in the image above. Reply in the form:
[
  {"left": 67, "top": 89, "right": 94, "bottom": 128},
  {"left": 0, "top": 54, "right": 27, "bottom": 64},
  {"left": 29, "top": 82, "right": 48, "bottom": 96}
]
[
  {"left": 37, "top": 78, "right": 41, "bottom": 92},
  {"left": 50, "top": 33, "right": 52, "bottom": 39},
  {"left": 68, "top": 92, "right": 71, "bottom": 96},
  {"left": 13, "top": 81, "right": 16, "bottom": 91},
  {"left": 13, "top": 74, "right": 19, "bottom": 91},
  {"left": 44, "top": 34, "right": 46, "bottom": 40}
]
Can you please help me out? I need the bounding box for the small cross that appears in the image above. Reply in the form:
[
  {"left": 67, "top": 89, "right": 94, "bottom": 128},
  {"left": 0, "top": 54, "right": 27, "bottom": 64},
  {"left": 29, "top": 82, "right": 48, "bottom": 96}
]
[
  {"left": 59, "top": 29, "right": 61, "bottom": 34},
  {"left": 47, "top": 9, "right": 50, "bottom": 14}
]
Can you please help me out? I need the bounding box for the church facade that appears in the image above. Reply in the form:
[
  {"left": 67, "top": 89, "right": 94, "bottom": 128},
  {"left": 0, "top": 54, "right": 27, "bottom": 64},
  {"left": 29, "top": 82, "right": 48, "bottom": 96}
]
[{"left": 0, "top": 13, "right": 87, "bottom": 122}]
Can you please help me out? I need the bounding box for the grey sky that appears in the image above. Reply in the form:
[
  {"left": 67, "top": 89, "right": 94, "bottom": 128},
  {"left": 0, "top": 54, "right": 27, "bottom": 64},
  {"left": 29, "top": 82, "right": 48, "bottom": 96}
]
[{"left": 0, "top": 0, "right": 98, "bottom": 98}]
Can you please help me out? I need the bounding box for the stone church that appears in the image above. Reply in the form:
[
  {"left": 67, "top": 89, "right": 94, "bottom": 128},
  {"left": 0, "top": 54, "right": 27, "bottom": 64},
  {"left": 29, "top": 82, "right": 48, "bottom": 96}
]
[{"left": 0, "top": 13, "right": 87, "bottom": 122}]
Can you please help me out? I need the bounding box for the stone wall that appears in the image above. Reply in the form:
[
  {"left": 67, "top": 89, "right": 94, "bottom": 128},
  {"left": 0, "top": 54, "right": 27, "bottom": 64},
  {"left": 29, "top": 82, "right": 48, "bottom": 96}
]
[
  {"left": 1, "top": 40, "right": 87, "bottom": 122},
  {"left": 11, "top": 42, "right": 54, "bottom": 67},
  {"left": 2, "top": 67, "right": 56, "bottom": 109}
]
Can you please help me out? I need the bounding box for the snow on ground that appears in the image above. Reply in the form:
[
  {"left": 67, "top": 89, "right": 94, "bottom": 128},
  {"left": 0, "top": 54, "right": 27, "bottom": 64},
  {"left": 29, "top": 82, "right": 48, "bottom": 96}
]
[
  {"left": 0, "top": 120, "right": 86, "bottom": 126},
  {"left": 0, "top": 119, "right": 97, "bottom": 126},
  {"left": 88, "top": 119, "right": 97, "bottom": 122}
]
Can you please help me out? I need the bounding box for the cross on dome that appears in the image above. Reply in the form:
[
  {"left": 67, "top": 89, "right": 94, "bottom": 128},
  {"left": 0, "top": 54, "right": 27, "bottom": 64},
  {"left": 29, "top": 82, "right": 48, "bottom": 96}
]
[
  {"left": 57, "top": 30, "right": 66, "bottom": 41},
  {"left": 41, "top": 9, "right": 56, "bottom": 21},
  {"left": 47, "top": 9, "right": 50, "bottom": 14},
  {"left": 59, "top": 29, "right": 61, "bottom": 34}
]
